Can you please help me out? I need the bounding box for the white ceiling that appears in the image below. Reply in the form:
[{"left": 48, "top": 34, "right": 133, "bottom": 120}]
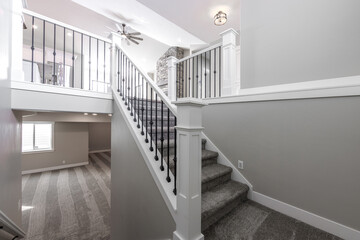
[
  {"left": 72, "top": 0, "right": 207, "bottom": 49},
  {"left": 136, "top": 0, "right": 241, "bottom": 43}
]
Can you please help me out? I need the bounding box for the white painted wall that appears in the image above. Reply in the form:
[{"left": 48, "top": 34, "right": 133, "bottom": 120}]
[
  {"left": 0, "top": 0, "right": 23, "bottom": 227},
  {"left": 240, "top": 0, "right": 360, "bottom": 88}
]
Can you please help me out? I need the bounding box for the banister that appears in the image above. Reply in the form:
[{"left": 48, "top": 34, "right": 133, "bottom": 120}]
[
  {"left": 177, "top": 42, "right": 222, "bottom": 64},
  {"left": 115, "top": 43, "right": 178, "bottom": 116}
]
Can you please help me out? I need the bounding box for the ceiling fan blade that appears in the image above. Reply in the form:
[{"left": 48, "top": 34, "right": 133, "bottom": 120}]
[
  {"left": 128, "top": 36, "right": 143, "bottom": 41},
  {"left": 127, "top": 32, "right": 141, "bottom": 36},
  {"left": 127, "top": 37, "right": 139, "bottom": 45}
]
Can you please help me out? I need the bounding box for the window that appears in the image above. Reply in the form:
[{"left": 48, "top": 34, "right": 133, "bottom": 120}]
[{"left": 22, "top": 122, "right": 54, "bottom": 153}]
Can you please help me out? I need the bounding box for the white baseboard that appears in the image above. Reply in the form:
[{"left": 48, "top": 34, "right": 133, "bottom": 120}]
[
  {"left": 88, "top": 149, "right": 111, "bottom": 154},
  {"left": 251, "top": 191, "right": 360, "bottom": 240},
  {"left": 22, "top": 162, "right": 88, "bottom": 175}
]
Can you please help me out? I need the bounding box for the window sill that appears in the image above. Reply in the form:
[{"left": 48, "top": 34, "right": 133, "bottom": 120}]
[{"left": 22, "top": 149, "right": 55, "bottom": 155}]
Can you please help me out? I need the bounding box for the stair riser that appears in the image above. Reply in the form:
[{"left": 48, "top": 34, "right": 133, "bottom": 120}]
[
  {"left": 202, "top": 194, "right": 247, "bottom": 231},
  {"left": 202, "top": 157, "right": 217, "bottom": 167},
  {"left": 202, "top": 173, "right": 231, "bottom": 193}
]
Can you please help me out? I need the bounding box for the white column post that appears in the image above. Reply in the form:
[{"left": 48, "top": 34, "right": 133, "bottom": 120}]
[
  {"left": 220, "top": 28, "right": 239, "bottom": 96},
  {"left": 167, "top": 56, "right": 178, "bottom": 102},
  {"left": 173, "top": 98, "right": 207, "bottom": 240}
]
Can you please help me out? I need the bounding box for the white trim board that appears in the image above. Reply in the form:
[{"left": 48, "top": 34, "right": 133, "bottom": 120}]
[
  {"left": 0, "top": 210, "right": 26, "bottom": 238},
  {"left": 205, "top": 75, "right": 360, "bottom": 104},
  {"left": 22, "top": 162, "right": 88, "bottom": 175},
  {"left": 251, "top": 191, "right": 360, "bottom": 240},
  {"left": 89, "top": 149, "right": 111, "bottom": 154}
]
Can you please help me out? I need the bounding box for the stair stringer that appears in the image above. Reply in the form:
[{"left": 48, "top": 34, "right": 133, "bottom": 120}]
[
  {"left": 201, "top": 133, "right": 253, "bottom": 196},
  {"left": 112, "top": 87, "right": 176, "bottom": 220}
]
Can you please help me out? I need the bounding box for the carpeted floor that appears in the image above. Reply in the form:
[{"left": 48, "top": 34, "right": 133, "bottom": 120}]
[
  {"left": 203, "top": 200, "right": 343, "bottom": 240},
  {"left": 22, "top": 152, "right": 111, "bottom": 240}
]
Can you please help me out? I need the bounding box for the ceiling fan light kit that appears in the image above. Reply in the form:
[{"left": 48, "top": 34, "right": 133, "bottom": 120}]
[{"left": 214, "top": 11, "right": 227, "bottom": 26}]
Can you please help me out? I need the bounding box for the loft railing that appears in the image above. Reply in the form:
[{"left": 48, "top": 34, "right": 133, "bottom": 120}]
[
  {"left": 22, "top": 10, "right": 111, "bottom": 93},
  {"left": 176, "top": 43, "right": 222, "bottom": 99},
  {"left": 116, "top": 47, "right": 178, "bottom": 195}
]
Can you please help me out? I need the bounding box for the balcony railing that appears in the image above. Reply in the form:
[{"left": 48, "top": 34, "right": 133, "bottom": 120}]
[{"left": 22, "top": 10, "right": 111, "bottom": 93}]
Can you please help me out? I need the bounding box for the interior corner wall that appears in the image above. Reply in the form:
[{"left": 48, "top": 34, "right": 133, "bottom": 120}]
[
  {"left": 111, "top": 105, "right": 175, "bottom": 240},
  {"left": 240, "top": 0, "right": 360, "bottom": 88},
  {"left": 202, "top": 97, "right": 360, "bottom": 231},
  {"left": 22, "top": 122, "right": 89, "bottom": 172},
  {"left": 0, "top": 0, "right": 22, "bottom": 226},
  {"left": 88, "top": 122, "right": 111, "bottom": 152}
]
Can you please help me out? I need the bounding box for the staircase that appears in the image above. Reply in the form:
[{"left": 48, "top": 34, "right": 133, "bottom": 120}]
[{"left": 140, "top": 98, "right": 250, "bottom": 231}]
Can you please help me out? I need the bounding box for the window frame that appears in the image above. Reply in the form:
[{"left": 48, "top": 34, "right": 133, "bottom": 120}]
[{"left": 22, "top": 121, "right": 55, "bottom": 154}]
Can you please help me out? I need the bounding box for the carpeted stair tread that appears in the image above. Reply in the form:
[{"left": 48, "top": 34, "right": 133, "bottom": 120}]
[
  {"left": 202, "top": 164, "right": 232, "bottom": 184},
  {"left": 201, "top": 181, "right": 249, "bottom": 230},
  {"left": 202, "top": 149, "right": 218, "bottom": 161}
]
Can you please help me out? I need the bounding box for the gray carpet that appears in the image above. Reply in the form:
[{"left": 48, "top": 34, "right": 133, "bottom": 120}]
[
  {"left": 203, "top": 200, "right": 343, "bottom": 240},
  {"left": 22, "top": 152, "right": 111, "bottom": 240}
]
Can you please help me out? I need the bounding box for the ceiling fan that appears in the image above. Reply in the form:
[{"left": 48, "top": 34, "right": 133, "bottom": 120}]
[{"left": 107, "top": 23, "right": 143, "bottom": 45}]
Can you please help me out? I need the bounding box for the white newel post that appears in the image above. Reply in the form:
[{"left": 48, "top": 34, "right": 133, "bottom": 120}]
[
  {"left": 167, "top": 56, "right": 178, "bottom": 102},
  {"left": 173, "top": 98, "right": 207, "bottom": 240},
  {"left": 220, "top": 28, "right": 239, "bottom": 96}
]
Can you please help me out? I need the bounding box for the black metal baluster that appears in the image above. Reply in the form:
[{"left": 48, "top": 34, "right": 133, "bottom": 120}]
[
  {"left": 133, "top": 67, "right": 136, "bottom": 120},
  {"left": 192, "top": 57, "right": 195, "bottom": 97},
  {"left": 53, "top": 24, "right": 56, "bottom": 85},
  {"left": 166, "top": 108, "right": 171, "bottom": 182},
  {"left": 196, "top": 55, "right": 199, "bottom": 98},
  {"left": 81, "top": 33, "right": 83, "bottom": 89},
  {"left": 122, "top": 52, "right": 125, "bottom": 100},
  {"left": 145, "top": 82, "right": 149, "bottom": 143},
  {"left": 219, "top": 47, "right": 222, "bottom": 97},
  {"left": 201, "top": 53, "right": 203, "bottom": 98},
  {"left": 89, "top": 36, "right": 91, "bottom": 90},
  {"left": 154, "top": 93, "right": 159, "bottom": 160},
  {"left": 63, "top": 27, "right": 65, "bottom": 86},
  {"left": 204, "top": 51, "right": 207, "bottom": 98},
  {"left": 141, "top": 77, "right": 145, "bottom": 135},
  {"left": 31, "top": 16, "right": 34, "bottom": 82},
  {"left": 173, "top": 116, "right": 177, "bottom": 195},
  {"left": 42, "top": 20, "right": 45, "bottom": 84},
  {"left": 209, "top": 50, "right": 212, "bottom": 97},
  {"left": 214, "top": 48, "right": 217, "bottom": 97},
  {"left": 72, "top": 30, "right": 75, "bottom": 87},
  {"left": 184, "top": 60, "right": 187, "bottom": 97},
  {"left": 130, "top": 64, "right": 134, "bottom": 116},
  {"left": 188, "top": 60, "right": 191, "bottom": 97},
  {"left": 160, "top": 101, "right": 164, "bottom": 171},
  {"left": 125, "top": 57, "right": 128, "bottom": 106},
  {"left": 149, "top": 88, "right": 154, "bottom": 151},
  {"left": 96, "top": 39, "right": 99, "bottom": 83},
  {"left": 117, "top": 49, "right": 120, "bottom": 92},
  {"left": 182, "top": 62, "right": 184, "bottom": 98},
  {"left": 137, "top": 72, "right": 141, "bottom": 128},
  {"left": 103, "top": 41, "right": 106, "bottom": 84},
  {"left": 127, "top": 59, "right": 130, "bottom": 109}
]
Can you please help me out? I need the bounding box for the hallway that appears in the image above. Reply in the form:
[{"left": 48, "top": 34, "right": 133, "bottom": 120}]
[{"left": 21, "top": 152, "right": 111, "bottom": 240}]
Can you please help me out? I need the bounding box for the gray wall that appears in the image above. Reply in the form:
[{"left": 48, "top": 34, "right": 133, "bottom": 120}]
[
  {"left": 89, "top": 122, "right": 111, "bottom": 151},
  {"left": 111, "top": 105, "right": 175, "bottom": 240},
  {"left": 0, "top": 0, "right": 22, "bottom": 227},
  {"left": 22, "top": 122, "right": 89, "bottom": 171},
  {"left": 202, "top": 97, "right": 360, "bottom": 231},
  {"left": 240, "top": 0, "right": 360, "bottom": 88}
]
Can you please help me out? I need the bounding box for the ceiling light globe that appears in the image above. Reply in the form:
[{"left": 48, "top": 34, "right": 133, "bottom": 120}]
[{"left": 214, "top": 11, "right": 227, "bottom": 26}]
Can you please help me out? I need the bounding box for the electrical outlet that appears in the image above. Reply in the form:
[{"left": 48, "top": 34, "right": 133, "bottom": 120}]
[
  {"left": 238, "top": 160, "right": 244, "bottom": 169},
  {"left": 62, "top": 160, "right": 66, "bottom": 164}
]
